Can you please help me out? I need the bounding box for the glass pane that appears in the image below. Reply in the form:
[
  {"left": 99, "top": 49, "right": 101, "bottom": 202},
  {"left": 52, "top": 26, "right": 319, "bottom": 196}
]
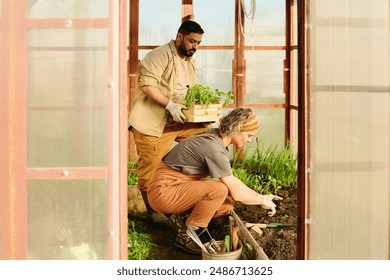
[
  {"left": 139, "top": 0, "right": 181, "bottom": 45},
  {"left": 27, "top": 110, "right": 108, "bottom": 167},
  {"left": 309, "top": 0, "right": 390, "bottom": 259},
  {"left": 245, "top": 50, "right": 285, "bottom": 104},
  {"left": 196, "top": 50, "right": 234, "bottom": 93},
  {"left": 248, "top": 108, "right": 285, "bottom": 152},
  {"left": 27, "top": 0, "right": 108, "bottom": 18},
  {"left": 27, "top": 29, "right": 109, "bottom": 167},
  {"left": 27, "top": 180, "right": 108, "bottom": 260},
  {"left": 194, "top": 0, "right": 235, "bottom": 45},
  {"left": 138, "top": 49, "right": 149, "bottom": 61},
  {"left": 244, "top": 0, "right": 285, "bottom": 46}
]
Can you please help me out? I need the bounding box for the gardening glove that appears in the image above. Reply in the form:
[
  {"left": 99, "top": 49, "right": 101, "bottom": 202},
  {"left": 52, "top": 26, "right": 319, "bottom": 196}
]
[
  {"left": 166, "top": 101, "right": 187, "bottom": 124},
  {"left": 261, "top": 194, "right": 283, "bottom": 217}
]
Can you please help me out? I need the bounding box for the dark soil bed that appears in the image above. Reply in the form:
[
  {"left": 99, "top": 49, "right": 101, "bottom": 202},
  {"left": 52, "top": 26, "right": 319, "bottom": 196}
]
[
  {"left": 129, "top": 189, "right": 297, "bottom": 260},
  {"left": 234, "top": 189, "right": 297, "bottom": 260}
]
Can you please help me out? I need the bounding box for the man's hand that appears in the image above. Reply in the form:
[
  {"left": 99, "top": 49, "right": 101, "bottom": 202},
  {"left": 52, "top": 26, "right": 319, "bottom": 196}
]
[
  {"left": 261, "top": 194, "right": 283, "bottom": 216},
  {"left": 166, "top": 101, "right": 188, "bottom": 123}
]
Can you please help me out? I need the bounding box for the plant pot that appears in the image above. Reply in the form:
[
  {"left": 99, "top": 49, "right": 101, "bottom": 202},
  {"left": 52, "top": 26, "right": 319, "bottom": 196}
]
[
  {"left": 128, "top": 186, "right": 147, "bottom": 214},
  {"left": 182, "top": 103, "right": 222, "bottom": 123}
]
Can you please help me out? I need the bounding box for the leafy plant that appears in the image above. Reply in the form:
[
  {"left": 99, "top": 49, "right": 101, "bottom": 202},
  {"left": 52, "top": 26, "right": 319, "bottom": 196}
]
[
  {"left": 127, "top": 161, "right": 138, "bottom": 186},
  {"left": 184, "top": 84, "right": 234, "bottom": 109},
  {"left": 231, "top": 140, "right": 297, "bottom": 194},
  {"left": 127, "top": 220, "right": 156, "bottom": 260}
]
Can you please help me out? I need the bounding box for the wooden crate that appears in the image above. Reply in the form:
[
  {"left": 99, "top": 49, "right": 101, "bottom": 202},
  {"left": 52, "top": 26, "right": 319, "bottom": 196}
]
[{"left": 182, "top": 103, "right": 222, "bottom": 123}]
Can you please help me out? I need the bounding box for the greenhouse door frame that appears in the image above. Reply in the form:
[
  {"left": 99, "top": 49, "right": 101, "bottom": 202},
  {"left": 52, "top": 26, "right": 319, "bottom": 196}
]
[
  {"left": 0, "top": 0, "right": 129, "bottom": 260},
  {"left": 128, "top": 0, "right": 308, "bottom": 259}
]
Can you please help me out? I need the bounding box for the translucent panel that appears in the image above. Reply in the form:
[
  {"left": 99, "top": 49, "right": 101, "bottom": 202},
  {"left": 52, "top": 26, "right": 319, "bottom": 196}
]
[
  {"left": 1, "top": 0, "right": 121, "bottom": 261},
  {"left": 138, "top": 49, "right": 149, "bottom": 61},
  {"left": 27, "top": 180, "right": 108, "bottom": 260},
  {"left": 139, "top": 0, "right": 181, "bottom": 45},
  {"left": 309, "top": 0, "right": 390, "bottom": 259},
  {"left": 310, "top": 92, "right": 390, "bottom": 259},
  {"left": 195, "top": 50, "right": 234, "bottom": 93},
  {"left": 193, "top": 0, "right": 234, "bottom": 45},
  {"left": 246, "top": 108, "right": 285, "bottom": 154},
  {"left": 313, "top": 26, "right": 389, "bottom": 88},
  {"left": 245, "top": 50, "right": 285, "bottom": 104},
  {"left": 27, "top": 0, "right": 108, "bottom": 18},
  {"left": 27, "top": 29, "right": 109, "bottom": 167},
  {"left": 221, "top": 108, "right": 285, "bottom": 158},
  {"left": 314, "top": 0, "right": 386, "bottom": 18},
  {"left": 28, "top": 110, "right": 108, "bottom": 167},
  {"left": 140, "top": 49, "right": 234, "bottom": 94},
  {"left": 243, "top": 0, "right": 285, "bottom": 46}
]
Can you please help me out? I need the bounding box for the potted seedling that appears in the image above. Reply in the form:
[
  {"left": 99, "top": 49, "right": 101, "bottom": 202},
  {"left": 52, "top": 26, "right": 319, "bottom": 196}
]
[{"left": 180, "top": 84, "right": 234, "bottom": 122}]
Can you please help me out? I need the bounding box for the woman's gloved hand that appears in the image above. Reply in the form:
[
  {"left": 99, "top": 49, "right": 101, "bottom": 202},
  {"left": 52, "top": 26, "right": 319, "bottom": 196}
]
[
  {"left": 166, "top": 101, "right": 187, "bottom": 123},
  {"left": 261, "top": 194, "right": 283, "bottom": 216}
]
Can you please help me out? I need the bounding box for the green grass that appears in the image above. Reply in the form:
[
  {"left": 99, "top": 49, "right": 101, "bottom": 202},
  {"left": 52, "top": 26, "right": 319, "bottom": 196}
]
[
  {"left": 231, "top": 139, "right": 297, "bottom": 195},
  {"left": 127, "top": 220, "right": 156, "bottom": 260},
  {"left": 127, "top": 161, "right": 138, "bottom": 186}
]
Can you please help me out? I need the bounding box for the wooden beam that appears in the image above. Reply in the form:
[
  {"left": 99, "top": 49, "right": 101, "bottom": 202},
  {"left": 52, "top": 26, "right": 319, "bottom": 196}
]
[
  {"left": 231, "top": 210, "right": 269, "bottom": 260},
  {"left": 182, "top": 0, "right": 193, "bottom": 21}
]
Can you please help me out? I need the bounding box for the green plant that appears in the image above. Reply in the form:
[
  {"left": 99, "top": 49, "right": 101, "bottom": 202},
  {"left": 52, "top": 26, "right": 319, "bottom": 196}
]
[
  {"left": 127, "top": 162, "right": 138, "bottom": 186},
  {"left": 184, "top": 84, "right": 234, "bottom": 109},
  {"left": 127, "top": 220, "right": 156, "bottom": 260},
  {"left": 231, "top": 140, "right": 297, "bottom": 194}
]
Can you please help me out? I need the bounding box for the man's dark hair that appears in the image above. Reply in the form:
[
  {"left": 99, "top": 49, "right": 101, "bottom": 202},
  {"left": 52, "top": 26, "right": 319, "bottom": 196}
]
[{"left": 178, "top": 20, "right": 204, "bottom": 36}]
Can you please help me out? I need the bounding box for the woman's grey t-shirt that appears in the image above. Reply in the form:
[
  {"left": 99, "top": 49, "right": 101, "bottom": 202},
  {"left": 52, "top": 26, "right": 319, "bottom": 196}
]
[{"left": 163, "top": 128, "right": 232, "bottom": 178}]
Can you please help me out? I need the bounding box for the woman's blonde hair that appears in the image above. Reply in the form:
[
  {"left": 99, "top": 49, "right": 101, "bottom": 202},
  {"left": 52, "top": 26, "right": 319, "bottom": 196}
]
[{"left": 219, "top": 107, "right": 259, "bottom": 137}]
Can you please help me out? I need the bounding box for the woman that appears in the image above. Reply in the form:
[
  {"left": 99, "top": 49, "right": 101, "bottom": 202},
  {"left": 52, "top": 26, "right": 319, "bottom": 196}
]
[{"left": 146, "top": 107, "right": 282, "bottom": 254}]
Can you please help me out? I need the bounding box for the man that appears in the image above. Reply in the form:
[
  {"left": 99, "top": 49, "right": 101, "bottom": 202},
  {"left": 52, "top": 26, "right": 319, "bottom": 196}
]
[{"left": 128, "top": 20, "right": 210, "bottom": 223}]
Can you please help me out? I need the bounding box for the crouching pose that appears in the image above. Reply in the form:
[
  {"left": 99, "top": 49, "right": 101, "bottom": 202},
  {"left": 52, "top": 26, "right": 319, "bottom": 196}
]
[{"left": 146, "top": 107, "right": 282, "bottom": 254}]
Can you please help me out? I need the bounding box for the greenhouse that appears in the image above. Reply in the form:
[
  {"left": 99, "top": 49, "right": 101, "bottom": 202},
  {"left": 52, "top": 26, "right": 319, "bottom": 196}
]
[{"left": 0, "top": 0, "right": 389, "bottom": 261}]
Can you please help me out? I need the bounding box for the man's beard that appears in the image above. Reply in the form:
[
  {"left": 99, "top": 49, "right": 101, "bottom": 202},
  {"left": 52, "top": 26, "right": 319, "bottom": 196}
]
[{"left": 178, "top": 42, "right": 196, "bottom": 57}]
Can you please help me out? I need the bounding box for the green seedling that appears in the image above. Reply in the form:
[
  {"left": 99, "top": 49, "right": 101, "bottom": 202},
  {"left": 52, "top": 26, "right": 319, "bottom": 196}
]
[{"left": 185, "top": 84, "right": 234, "bottom": 109}]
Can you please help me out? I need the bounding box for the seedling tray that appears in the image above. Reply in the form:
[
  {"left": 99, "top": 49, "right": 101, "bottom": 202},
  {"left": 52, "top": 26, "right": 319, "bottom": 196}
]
[{"left": 183, "top": 103, "right": 222, "bottom": 123}]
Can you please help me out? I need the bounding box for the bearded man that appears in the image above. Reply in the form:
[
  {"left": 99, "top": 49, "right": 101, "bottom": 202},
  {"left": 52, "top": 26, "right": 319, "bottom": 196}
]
[{"left": 128, "top": 20, "right": 211, "bottom": 223}]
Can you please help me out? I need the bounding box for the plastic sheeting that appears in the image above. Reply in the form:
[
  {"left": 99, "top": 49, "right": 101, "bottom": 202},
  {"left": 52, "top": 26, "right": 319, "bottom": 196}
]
[{"left": 308, "top": 0, "right": 390, "bottom": 259}]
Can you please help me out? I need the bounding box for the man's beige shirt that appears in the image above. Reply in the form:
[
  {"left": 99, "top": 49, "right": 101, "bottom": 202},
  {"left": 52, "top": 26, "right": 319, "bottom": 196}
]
[{"left": 128, "top": 40, "right": 197, "bottom": 137}]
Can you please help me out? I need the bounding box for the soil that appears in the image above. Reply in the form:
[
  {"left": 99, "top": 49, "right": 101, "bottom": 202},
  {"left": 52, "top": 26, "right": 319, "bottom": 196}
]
[
  {"left": 233, "top": 189, "right": 297, "bottom": 260},
  {"left": 128, "top": 189, "right": 297, "bottom": 260}
]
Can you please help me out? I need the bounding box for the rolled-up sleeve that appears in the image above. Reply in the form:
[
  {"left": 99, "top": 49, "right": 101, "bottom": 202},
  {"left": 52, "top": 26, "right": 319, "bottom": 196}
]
[{"left": 138, "top": 48, "right": 169, "bottom": 88}]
